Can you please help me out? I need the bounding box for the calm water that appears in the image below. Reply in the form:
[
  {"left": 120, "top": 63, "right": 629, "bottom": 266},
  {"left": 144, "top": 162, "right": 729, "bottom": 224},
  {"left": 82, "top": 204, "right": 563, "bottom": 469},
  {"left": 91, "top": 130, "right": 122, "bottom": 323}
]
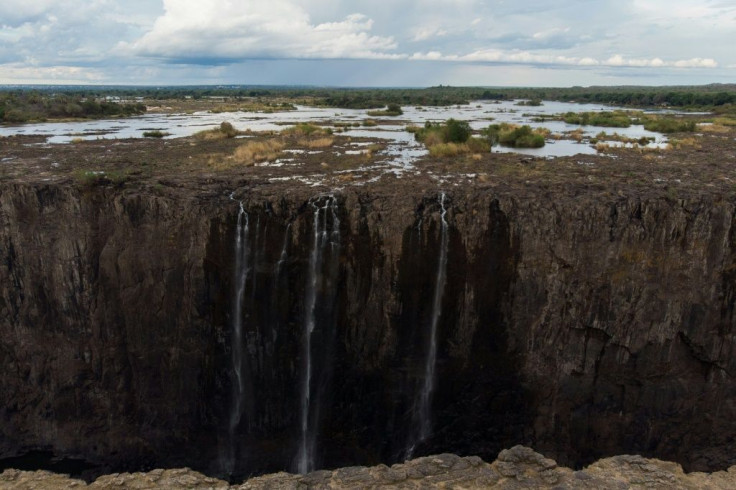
[{"left": 0, "top": 100, "right": 671, "bottom": 164}]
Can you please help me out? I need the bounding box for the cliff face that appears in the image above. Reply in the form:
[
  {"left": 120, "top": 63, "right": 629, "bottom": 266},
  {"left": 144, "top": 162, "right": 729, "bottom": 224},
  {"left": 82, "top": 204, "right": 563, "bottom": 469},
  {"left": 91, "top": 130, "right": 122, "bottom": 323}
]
[{"left": 1, "top": 181, "right": 734, "bottom": 478}]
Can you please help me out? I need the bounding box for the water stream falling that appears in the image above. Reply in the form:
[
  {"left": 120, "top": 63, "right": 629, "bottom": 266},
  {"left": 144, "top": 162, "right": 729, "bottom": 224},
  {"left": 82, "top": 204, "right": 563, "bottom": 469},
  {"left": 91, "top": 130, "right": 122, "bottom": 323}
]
[
  {"left": 224, "top": 202, "right": 250, "bottom": 477},
  {"left": 296, "top": 195, "right": 340, "bottom": 474},
  {"left": 275, "top": 223, "right": 292, "bottom": 278},
  {"left": 407, "top": 192, "right": 449, "bottom": 459}
]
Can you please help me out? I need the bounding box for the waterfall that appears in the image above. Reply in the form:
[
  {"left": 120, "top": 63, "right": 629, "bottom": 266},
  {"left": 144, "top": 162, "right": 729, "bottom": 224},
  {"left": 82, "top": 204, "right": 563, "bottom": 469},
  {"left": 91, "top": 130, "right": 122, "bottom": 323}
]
[
  {"left": 225, "top": 202, "right": 250, "bottom": 476},
  {"left": 407, "top": 192, "right": 449, "bottom": 459},
  {"left": 275, "top": 223, "right": 292, "bottom": 278},
  {"left": 296, "top": 195, "right": 340, "bottom": 474}
]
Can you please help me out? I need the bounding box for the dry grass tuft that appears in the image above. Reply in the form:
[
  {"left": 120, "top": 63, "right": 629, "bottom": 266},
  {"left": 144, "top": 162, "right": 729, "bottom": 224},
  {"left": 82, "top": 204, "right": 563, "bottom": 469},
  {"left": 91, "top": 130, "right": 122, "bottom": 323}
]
[
  {"left": 670, "top": 137, "right": 702, "bottom": 149},
  {"left": 207, "top": 140, "right": 285, "bottom": 169},
  {"left": 232, "top": 140, "right": 285, "bottom": 165},
  {"left": 567, "top": 128, "right": 585, "bottom": 142},
  {"left": 699, "top": 123, "right": 730, "bottom": 133},
  {"left": 423, "top": 131, "right": 445, "bottom": 147},
  {"left": 429, "top": 142, "right": 469, "bottom": 157},
  {"left": 299, "top": 137, "right": 334, "bottom": 148},
  {"left": 428, "top": 136, "right": 491, "bottom": 158}
]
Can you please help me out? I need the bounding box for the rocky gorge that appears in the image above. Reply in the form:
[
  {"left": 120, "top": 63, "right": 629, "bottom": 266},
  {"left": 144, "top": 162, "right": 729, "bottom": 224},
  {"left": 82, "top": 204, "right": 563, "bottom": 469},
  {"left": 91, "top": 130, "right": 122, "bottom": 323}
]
[{"left": 1, "top": 127, "right": 735, "bottom": 483}]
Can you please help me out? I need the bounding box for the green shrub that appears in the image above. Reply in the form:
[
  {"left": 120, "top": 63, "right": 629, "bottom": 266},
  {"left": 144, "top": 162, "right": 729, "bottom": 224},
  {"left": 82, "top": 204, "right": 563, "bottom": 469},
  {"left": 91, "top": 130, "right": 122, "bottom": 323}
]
[
  {"left": 444, "top": 118, "right": 471, "bottom": 143},
  {"left": 73, "top": 170, "right": 107, "bottom": 187},
  {"left": 193, "top": 121, "right": 241, "bottom": 140},
  {"left": 219, "top": 121, "right": 238, "bottom": 137},
  {"left": 366, "top": 103, "right": 403, "bottom": 117},
  {"left": 562, "top": 111, "right": 632, "bottom": 128},
  {"left": 142, "top": 130, "right": 169, "bottom": 138},
  {"left": 642, "top": 117, "right": 696, "bottom": 133},
  {"left": 413, "top": 118, "right": 472, "bottom": 145},
  {"left": 484, "top": 123, "right": 546, "bottom": 148}
]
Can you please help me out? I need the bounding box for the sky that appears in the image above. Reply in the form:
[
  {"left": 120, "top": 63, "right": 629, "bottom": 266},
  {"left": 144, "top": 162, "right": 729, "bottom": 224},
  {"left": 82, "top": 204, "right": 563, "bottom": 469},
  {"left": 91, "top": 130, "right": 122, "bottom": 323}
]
[{"left": 0, "top": 0, "right": 734, "bottom": 87}]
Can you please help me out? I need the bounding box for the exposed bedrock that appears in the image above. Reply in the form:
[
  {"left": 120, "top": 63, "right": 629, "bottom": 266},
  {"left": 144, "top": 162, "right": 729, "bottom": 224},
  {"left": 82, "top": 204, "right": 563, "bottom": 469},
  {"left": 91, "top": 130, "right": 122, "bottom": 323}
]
[{"left": 0, "top": 182, "right": 734, "bottom": 479}]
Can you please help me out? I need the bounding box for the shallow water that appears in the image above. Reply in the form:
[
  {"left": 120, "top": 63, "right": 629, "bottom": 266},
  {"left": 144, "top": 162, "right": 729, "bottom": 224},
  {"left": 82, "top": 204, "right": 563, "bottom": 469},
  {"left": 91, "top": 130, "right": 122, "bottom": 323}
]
[{"left": 0, "top": 100, "right": 675, "bottom": 162}]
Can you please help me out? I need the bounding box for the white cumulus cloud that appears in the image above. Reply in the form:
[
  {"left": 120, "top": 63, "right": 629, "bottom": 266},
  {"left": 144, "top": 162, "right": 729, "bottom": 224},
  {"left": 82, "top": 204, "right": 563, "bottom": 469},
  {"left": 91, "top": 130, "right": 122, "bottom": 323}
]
[{"left": 121, "top": 0, "right": 399, "bottom": 62}]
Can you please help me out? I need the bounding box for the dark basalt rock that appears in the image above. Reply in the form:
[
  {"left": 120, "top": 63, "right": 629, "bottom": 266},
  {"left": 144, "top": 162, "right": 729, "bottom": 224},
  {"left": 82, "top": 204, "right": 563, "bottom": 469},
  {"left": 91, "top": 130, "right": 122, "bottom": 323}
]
[{"left": 0, "top": 181, "right": 735, "bottom": 479}]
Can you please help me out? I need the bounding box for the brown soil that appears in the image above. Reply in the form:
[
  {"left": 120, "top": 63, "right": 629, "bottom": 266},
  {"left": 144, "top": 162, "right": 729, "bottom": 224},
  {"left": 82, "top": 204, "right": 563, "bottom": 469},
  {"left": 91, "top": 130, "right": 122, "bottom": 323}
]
[{"left": 1, "top": 121, "right": 734, "bottom": 203}]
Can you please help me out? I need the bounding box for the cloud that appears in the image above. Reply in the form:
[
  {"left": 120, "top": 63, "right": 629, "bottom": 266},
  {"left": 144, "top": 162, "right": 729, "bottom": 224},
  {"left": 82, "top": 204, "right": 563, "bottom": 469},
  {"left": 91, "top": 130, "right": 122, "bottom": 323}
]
[
  {"left": 412, "top": 26, "right": 448, "bottom": 42},
  {"left": 121, "top": 0, "right": 399, "bottom": 63},
  {"left": 410, "top": 50, "right": 719, "bottom": 69},
  {"left": 0, "top": 0, "right": 731, "bottom": 86},
  {"left": 0, "top": 63, "right": 104, "bottom": 83},
  {"left": 0, "top": 1, "right": 57, "bottom": 27}
]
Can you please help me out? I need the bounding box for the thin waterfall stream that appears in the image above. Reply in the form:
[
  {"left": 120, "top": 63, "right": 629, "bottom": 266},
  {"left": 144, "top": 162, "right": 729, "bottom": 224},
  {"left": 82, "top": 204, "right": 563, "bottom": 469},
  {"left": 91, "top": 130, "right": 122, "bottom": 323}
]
[
  {"left": 407, "top": 192, "right": 449, "bottom": 459},
  {"left": 296, "top": 195, "right": 340, "bottom": 474},
  {"left": 224, "top": 202, "right": 250, "bottom": 476}
]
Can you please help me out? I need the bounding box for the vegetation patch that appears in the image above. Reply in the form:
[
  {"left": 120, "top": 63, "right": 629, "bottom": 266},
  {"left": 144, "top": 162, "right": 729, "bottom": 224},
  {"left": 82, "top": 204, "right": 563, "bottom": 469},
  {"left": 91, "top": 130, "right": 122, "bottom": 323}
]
[
  {"left": 366, "top": 103, "right": 403, "bottom": 117},
  {"left": 409, "top": 119, "right": 491, "bottom": 157},
  {"left": 484, "top": 123, "right": 546, "bottom": 148},
  {"left": 428, "top": 138, "right": 491, "bottom": 157},
  {"left": 281, "top": 123, "right": 332, "bottom": 137},
  {"left": 142, "top": 130, "right": 170, "bottom": 138},
  {"left": 561, "top": 111, "right": 632, "bottom": 128},
  {"left": 0, "top": 91, "right": 146, "bottom": 123},
  {"left": 299, "top": 137, "right": 334, "bottom": 148},
  {"left": 209, "top": 101, "right": 296, "bottom": 113},
  {"left": 593, "top": 131, "right": 655, "bottom": 145},
  {"left": 193, "top": 121, "right": 241, "bottom": 140},
  {"left": 411, "top": 119, "right": 472, "bottom": 144},
  {"left": 641, "top": 117, "right": 696, "bottom": 133},
  {"left": 232, "top": 140, "right": 285, "bottom": 165}
]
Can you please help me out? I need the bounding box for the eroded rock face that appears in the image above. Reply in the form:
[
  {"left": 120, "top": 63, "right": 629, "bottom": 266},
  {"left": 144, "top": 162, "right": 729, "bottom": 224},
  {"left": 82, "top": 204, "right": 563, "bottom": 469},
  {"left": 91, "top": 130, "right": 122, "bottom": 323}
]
[
  {"left": 3, "top": 447, "right": 736, "bottom": 489},
  {"left": 1, "top": 181, "right": 735, "bottom": 478}
]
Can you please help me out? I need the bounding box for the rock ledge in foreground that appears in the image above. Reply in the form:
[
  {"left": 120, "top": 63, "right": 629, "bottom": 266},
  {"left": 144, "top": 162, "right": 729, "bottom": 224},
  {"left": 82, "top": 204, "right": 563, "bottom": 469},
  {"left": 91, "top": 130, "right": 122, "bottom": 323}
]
[{"left": 3, "top": 446, "right": 736, "bottom": 489}]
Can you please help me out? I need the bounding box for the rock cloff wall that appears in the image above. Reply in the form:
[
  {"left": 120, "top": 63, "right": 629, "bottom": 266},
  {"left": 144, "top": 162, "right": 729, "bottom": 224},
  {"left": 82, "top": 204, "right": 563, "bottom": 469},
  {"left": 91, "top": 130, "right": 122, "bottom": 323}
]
[{"left": 1, "top": 182, "right": 734, "bottom": 479}]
